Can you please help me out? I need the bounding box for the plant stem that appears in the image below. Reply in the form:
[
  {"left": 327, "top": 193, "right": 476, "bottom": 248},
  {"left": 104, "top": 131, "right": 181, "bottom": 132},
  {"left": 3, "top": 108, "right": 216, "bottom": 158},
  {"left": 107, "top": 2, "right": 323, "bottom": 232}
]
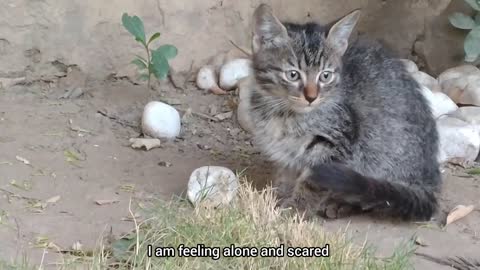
[{"left": 145, "top": 43, "right": 151, "bottom": 89}]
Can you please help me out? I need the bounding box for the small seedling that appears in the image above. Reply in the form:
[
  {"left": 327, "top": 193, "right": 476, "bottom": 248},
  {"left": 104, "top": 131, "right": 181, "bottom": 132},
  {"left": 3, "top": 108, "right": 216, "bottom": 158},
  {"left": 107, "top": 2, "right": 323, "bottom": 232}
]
[
  {"left": 449, "top": 0, "right": 480, "bottom": 62},
  {"left": 121, "top": 13, "right": 178, "bottom": 88}
]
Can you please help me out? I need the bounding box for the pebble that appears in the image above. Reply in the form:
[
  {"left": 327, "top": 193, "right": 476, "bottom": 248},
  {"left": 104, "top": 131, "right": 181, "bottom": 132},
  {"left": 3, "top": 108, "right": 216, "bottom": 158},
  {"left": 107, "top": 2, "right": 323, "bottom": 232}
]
[{"left": 141, "top": 101, "right": 181, "bottom": 139}]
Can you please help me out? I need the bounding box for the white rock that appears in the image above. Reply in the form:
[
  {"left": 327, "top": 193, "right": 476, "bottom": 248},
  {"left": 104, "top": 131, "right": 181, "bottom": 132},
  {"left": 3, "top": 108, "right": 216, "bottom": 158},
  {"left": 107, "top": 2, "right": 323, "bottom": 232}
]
[
  {"left": 196, "top": 65, "right": 226, "bottom": 95},
  {"left": 411, "top": 71, "right": 441, "bottom": 92},
  {"left": 418, "top": 86, "right": 458, "bottom": 118},
  {"left": 219, "top": 58, "right": 253, "bottom": 90},
  {"left": 436, "top": 116, "right": 480, "bottom": 163},
  {"left": 187, "top": 166, "right": 239, "bottom": 207},
  {"left": 438, "top": 65, "right": 480, "bottom": 106},
  {"left": 451, "top": 107, "right": 480, "bottom": 136},
  {"left": 399, "top": 59, "right": 418, "bottom": 74},
  {"left": 438, "top": 65, "right": 480, "bottom": 83},
  {"left": 236, "top": 77, "right": 255, "bottom": 133},
  {"left": 141, "top": 101, "right": 181, "bottom": 139}
]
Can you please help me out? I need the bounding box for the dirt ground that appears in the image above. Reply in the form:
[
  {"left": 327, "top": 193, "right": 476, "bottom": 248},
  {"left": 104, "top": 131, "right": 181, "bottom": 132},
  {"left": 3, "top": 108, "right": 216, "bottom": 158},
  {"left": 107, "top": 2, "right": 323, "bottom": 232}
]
[{"left": 0, "top": 71, "right": 479, "bottom": 269}]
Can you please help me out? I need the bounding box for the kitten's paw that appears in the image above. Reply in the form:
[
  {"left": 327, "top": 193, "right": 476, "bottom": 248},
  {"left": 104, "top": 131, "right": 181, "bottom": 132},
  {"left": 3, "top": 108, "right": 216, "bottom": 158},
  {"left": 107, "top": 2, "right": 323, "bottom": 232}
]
[{"left": 320, "top": 201, "right": 358, "bottom": 219}]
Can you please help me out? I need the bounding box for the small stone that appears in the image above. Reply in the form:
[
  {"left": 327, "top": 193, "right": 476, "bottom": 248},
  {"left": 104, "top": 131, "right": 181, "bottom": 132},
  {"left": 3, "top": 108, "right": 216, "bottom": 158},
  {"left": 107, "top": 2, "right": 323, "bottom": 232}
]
[
  {"left": 399, "top": 59, "right": 418, "bottom": 74},
  {"left": 158, "top": 161, "right": 172, "bottom": 167},
  {"left": 197, "top": 144, "right": 211, "bottom": 150},
  {"left": 129, "top": 138, "right": 161, "bottom": 151},
  {"left": 214, "top": 111, "right": 233, "bottom": 121},
  {"left": 418, "top": 86, "right": 457, "bottom": 119},
  {"left": 141, "top": 101, "right": 181, "bottom": 139},
  {"left": 411, "top": 71, "right": 441, "bottom": 92},
  {"left": 436, "top": 116, "right": 480, "bottom": 163},
  {"left": 438, "top": 65, "right": 480, "bottom": 106},
  {"left": 187, "top": 166, "right": 239, "bottom": 207}
]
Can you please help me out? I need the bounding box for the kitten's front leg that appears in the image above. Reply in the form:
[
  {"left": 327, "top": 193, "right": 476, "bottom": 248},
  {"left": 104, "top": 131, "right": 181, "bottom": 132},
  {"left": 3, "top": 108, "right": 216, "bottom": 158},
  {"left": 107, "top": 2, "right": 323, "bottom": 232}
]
[
  {"left": 279, "top": 169, "right": 330, "bottom": 218},
  {"left": 272, "top": 167, "right": 297, "bottom": 206},
  {"left": 280, "top": 169, "right": 360, "bottom": 219}
]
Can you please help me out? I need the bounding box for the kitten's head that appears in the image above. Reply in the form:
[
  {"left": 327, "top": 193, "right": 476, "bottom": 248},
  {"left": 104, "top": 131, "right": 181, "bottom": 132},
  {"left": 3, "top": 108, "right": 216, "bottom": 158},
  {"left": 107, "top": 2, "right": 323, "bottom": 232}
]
[{"left": 252, "top": 4, "right": 360, "bottom": 113}]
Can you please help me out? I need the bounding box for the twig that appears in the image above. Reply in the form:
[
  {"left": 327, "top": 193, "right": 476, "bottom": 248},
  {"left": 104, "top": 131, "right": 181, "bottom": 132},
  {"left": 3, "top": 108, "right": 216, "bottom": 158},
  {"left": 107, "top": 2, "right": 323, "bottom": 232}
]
[
  {"left": 129, "top": 198, "right": 140, "bottom": 269},
  {"left": 229, "top": 40, "right": 252, "bottom": 57},
  {"left": 38, "top": 248, "right": 47, "bottom": 270},
  {"left": 168, "top": 67, "right": 185, "bottom": 91},
  {"left": 97, "top": 110, "right": 140, "bottom": 131},
  {"left": 0, "top": 188, "right": 40, "bottom": 201},
  {"left": 177, "top": 108, "right": 219, "bottom": 122}
]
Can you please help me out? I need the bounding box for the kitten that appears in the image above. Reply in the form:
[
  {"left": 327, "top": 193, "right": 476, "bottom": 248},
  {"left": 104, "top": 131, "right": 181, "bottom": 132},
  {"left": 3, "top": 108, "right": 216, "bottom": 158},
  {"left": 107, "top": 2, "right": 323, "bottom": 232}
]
[{"left": 246, "top": 4, "right": 441, "bottom": 221}]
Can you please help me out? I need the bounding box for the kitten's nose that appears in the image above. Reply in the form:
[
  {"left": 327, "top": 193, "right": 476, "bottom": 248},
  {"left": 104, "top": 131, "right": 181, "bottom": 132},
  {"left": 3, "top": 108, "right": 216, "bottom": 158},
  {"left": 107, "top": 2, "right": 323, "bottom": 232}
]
[{"left": 304, "top": 85, "right": 318, "bottom": 103}]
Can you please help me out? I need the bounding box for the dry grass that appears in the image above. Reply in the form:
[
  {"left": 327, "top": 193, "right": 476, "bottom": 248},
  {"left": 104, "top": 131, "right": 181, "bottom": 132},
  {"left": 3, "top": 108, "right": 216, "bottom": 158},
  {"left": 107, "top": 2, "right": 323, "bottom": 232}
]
[{"left": 1, "top": 179, "right": 415, "bottom": 270}]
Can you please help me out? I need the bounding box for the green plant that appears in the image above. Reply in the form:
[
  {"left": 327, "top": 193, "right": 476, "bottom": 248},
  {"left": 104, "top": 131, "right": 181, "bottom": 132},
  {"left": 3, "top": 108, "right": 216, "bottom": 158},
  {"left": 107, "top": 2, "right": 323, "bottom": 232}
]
[
  {"left": 449, "top": 0, "right": 480, "bottom": 62},
  {"left": 121, "top": 13, "right": 178, "bottom": 88}
]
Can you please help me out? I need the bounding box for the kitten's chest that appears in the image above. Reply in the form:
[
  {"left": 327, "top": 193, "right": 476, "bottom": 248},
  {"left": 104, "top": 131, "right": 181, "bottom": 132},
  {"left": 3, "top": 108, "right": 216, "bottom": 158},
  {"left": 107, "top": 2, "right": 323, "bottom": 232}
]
[{"left": 254, "top": 117, "right": 320, "bottom": 168}]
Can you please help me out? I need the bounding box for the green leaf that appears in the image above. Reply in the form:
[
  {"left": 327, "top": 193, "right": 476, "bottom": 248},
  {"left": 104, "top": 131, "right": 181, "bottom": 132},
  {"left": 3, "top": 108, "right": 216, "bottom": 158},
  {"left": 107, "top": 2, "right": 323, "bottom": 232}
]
[
  {"left": 155, "top": 44, "right": 178, "bottom": 60},
  {"left": 467, "top": 167, "right": 480, "bottom": 175},
  {"left": 465, "top": 0, "right": 480, "bottom": 11},
  {"left": 464, "top": 27, "right": 480, "bottom": 62},
  {"left": 151, "top": 49, "right": 170, "bottom": 80},
  {"left": 449, "top": 13, "right": 475, "bottom": 29},
  {"left": 131, "top": 58, "right": 147, "bottom": 70},
  {"left": 121, "top": 13, "right": 146, "bottom": 44},
  {"left": 148, "top": 32, "right": 161, "bottom": 45}
]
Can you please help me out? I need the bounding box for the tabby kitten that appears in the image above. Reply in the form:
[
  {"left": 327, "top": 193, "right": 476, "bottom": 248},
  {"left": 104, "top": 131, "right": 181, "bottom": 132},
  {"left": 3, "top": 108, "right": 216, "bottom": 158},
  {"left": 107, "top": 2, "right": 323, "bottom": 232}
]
[{"left": 247, "top": 4, "right": 441, "bottom": 221}]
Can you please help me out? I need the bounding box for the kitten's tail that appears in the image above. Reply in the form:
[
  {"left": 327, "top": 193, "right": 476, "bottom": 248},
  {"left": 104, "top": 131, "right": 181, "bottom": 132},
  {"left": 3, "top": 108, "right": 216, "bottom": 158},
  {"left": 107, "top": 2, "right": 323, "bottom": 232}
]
[{"left": 308, "top": 163, "right": 439, "bottom": 221}]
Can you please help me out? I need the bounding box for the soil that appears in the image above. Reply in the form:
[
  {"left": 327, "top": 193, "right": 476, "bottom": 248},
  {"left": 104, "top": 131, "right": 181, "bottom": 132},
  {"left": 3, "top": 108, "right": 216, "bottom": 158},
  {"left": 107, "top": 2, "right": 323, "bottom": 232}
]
[{"left": 0, "top": 71, "right": 479, "bottom": 269}]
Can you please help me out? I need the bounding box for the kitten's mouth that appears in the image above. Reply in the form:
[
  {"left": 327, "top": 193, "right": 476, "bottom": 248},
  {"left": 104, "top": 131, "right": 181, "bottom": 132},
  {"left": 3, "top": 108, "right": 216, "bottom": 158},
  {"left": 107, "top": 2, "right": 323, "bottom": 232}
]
[{"left": 288, "top": 95, "right": 323, "bottom": 112}]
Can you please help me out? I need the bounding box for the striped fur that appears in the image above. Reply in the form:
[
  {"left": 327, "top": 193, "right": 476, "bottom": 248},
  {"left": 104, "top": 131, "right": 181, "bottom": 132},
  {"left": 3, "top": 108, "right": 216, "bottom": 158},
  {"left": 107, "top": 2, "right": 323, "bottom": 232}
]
[{"left": 247, "top": 4, "right": 442, "bottom": 221}]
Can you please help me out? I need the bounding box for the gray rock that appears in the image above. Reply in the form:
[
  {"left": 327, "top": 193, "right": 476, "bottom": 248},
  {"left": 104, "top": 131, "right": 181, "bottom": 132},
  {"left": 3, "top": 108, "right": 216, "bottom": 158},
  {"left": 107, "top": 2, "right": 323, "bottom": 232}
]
[{"left": 436, "top": 116, "right": 480, "bottom": 163}]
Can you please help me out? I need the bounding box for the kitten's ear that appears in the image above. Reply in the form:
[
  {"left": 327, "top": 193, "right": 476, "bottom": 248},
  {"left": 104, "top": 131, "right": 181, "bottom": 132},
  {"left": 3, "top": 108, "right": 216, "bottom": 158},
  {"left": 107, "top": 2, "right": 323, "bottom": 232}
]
[
  {"left": 252, "top": 4, "right": 289, "bottom": 53},
  {"left": 325, "top": 10, "right": 361, "bottom": 56}
]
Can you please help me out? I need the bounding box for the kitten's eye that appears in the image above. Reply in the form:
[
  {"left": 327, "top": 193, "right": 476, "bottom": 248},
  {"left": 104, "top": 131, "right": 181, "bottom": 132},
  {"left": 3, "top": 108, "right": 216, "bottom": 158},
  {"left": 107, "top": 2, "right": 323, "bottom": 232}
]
[
  {"left": 285, "top": 70, "right": 300, "bottom": 82},
  {"left": 319, "top": 71, "right": 334, "bottom": 83}
]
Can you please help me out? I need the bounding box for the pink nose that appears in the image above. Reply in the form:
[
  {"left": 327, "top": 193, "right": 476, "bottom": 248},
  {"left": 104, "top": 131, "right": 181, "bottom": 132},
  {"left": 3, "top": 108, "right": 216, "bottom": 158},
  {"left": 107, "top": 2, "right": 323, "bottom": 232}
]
[{"left": 304, "top": 84, "right": 318, "bottom": 103}]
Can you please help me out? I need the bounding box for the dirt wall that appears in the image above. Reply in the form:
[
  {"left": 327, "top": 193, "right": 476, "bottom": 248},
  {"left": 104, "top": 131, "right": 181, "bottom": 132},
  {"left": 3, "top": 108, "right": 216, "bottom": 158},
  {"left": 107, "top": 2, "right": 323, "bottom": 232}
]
[{"left": 0, "top": 0, "right": 469, "bottom": 80}]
